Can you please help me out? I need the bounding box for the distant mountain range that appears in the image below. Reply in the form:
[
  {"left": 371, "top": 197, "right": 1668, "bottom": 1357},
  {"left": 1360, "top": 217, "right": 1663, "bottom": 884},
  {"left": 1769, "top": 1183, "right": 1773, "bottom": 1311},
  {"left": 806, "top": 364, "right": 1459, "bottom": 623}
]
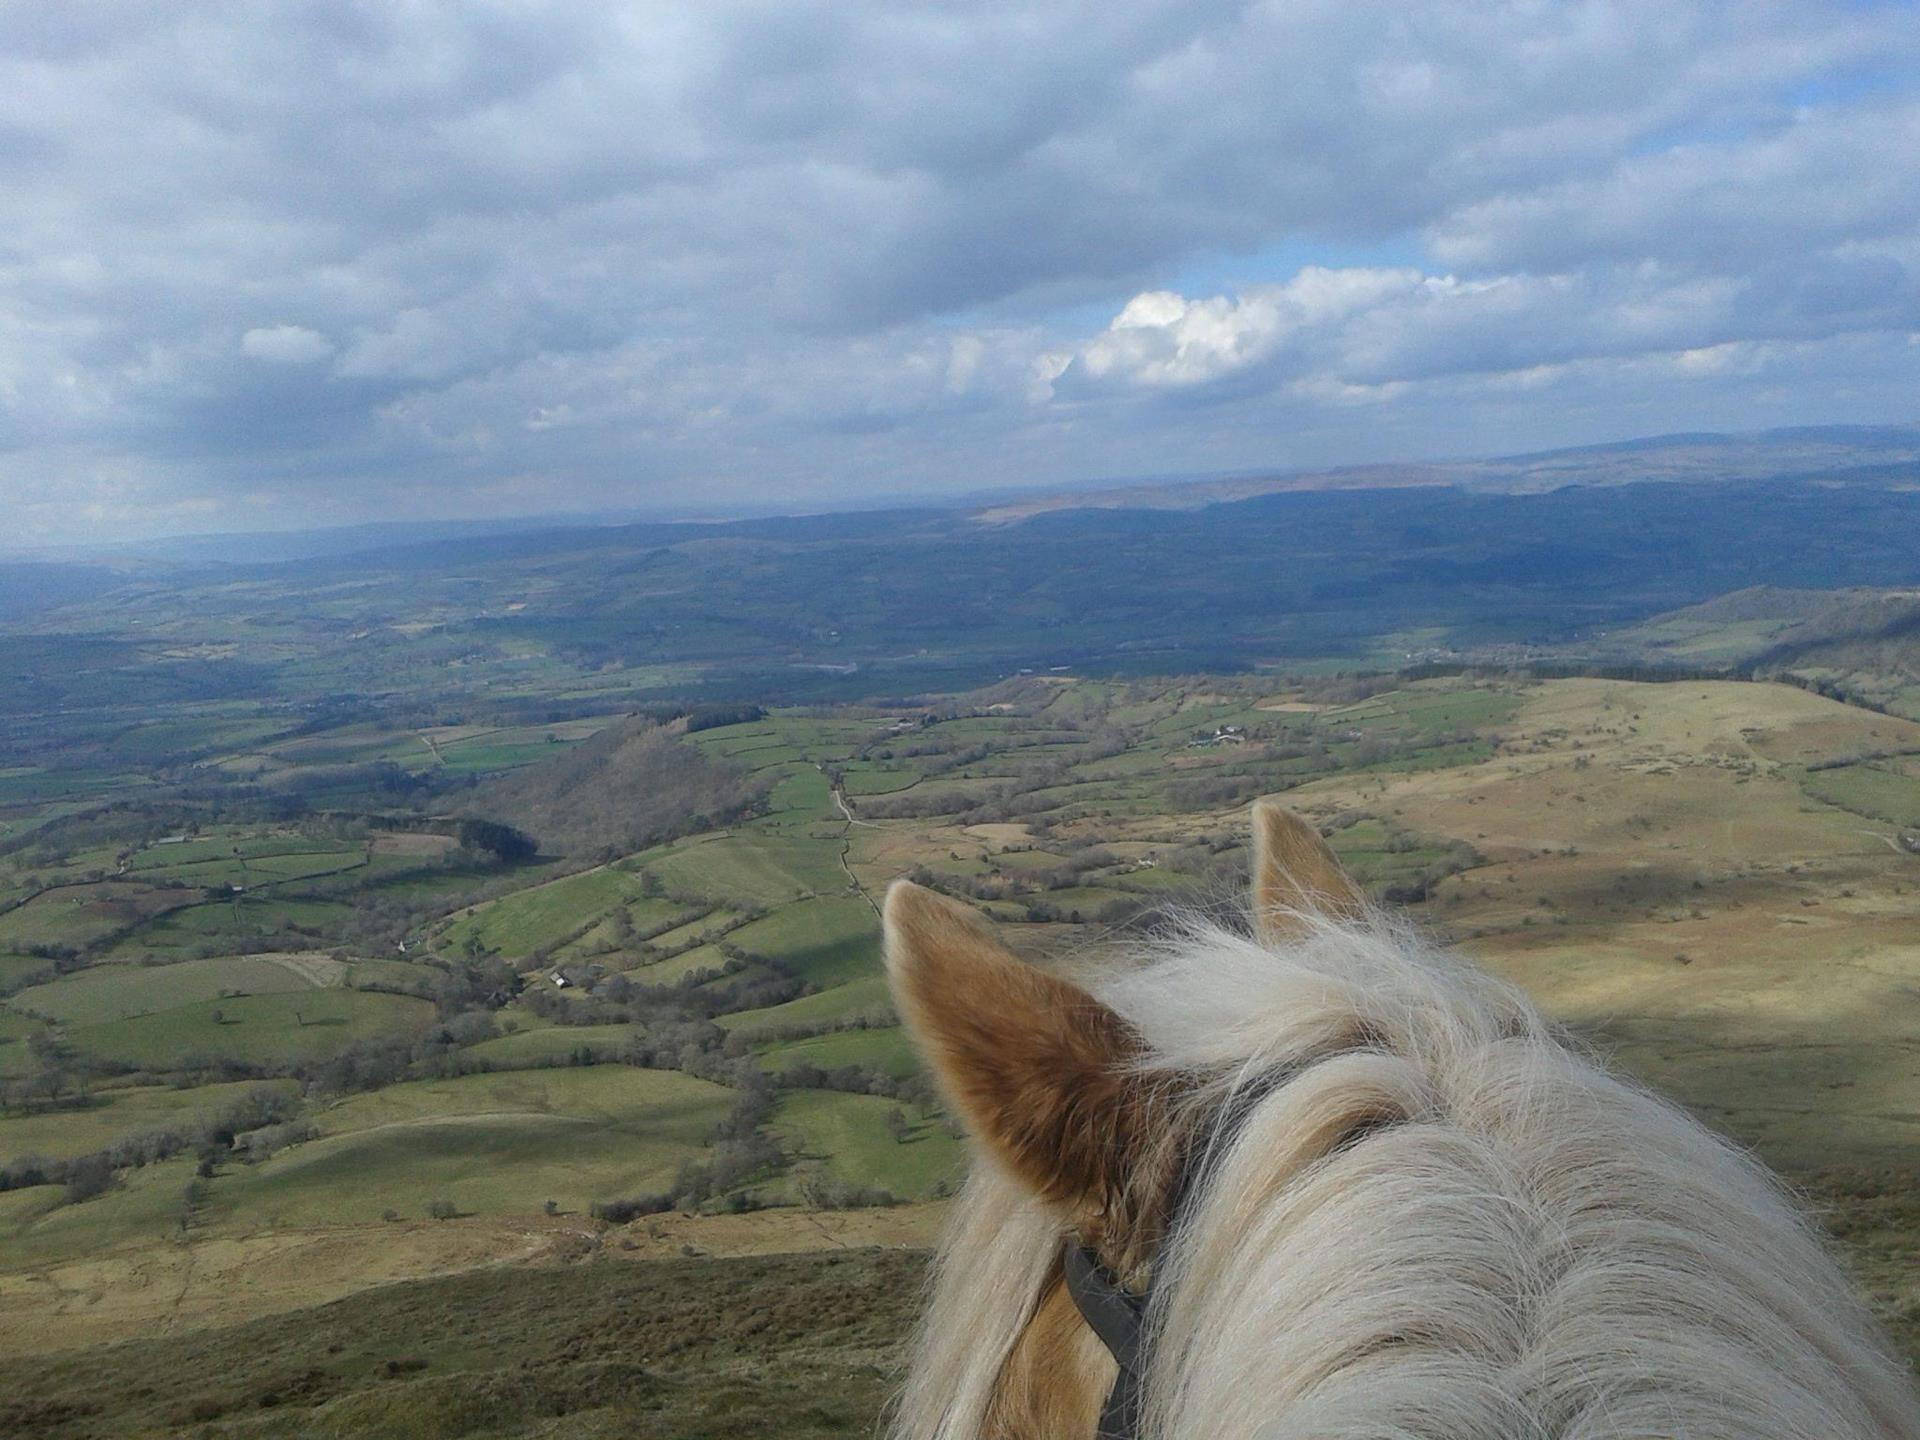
[
  {"left": 9, "top": 421, "right": 1920, "bottom": 577},
  {"left": 969, "top": 422, "right": 1920, "bottom": 521},
  {"left": 4, "top": 421, "right": 1919, "bottom": 724}
]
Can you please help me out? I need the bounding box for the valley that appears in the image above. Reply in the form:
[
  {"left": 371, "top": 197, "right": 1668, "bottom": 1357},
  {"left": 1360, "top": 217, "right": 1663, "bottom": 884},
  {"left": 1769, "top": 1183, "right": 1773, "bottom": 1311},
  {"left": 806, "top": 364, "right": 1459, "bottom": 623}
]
[
  {"left": 4, "top": 442, "right": 1920, "bottom": 1435},
  {"left": 2, "top": 663, "right": 1918, "bottom": 1435}
]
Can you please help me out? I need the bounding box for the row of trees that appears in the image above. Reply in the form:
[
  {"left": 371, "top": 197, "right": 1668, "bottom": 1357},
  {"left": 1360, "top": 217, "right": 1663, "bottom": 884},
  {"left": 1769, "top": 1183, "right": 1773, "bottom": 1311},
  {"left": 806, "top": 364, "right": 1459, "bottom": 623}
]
[{"left": 0, "top": 1084, "right": 298, "bottom": 1201}]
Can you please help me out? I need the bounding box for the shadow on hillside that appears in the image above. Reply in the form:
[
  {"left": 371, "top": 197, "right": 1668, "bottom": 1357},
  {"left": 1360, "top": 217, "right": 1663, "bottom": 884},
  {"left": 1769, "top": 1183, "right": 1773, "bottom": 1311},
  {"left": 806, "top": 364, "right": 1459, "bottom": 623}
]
[{"left": 1569, "top": 985, "right": 1920, "bottom": 1183}]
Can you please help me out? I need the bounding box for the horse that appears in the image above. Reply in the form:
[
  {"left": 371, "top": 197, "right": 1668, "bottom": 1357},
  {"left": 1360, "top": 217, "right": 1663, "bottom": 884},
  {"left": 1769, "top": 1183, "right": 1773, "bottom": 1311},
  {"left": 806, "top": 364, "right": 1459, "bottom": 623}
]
[{"left": 880, "top": 802, "right": 1920, "bottom": 1440}]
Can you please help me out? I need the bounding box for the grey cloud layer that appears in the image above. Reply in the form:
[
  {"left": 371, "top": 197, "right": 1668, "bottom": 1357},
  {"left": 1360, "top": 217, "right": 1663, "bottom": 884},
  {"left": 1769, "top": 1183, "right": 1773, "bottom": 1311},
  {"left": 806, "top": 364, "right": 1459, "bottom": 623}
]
[{"left": 1, "top": 1, "right": 1918, "bottom": 541}]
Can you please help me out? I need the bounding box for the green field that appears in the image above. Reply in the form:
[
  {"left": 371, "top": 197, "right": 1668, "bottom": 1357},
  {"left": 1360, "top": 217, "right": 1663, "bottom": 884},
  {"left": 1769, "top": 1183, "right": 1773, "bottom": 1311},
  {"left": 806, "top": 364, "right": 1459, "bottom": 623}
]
[
  {"left": 0, "top": 1079, "right": 299, "bottom": 1163},
  {"left": 642, "top": 907, "right": 742, "bottom": 953},
  {"left": 758, "top": 1025, "right": 920, "bottom": 1079},
  {"left": 624, "top": 941, "right": 730, "bottom": 983},
  {"left": 1798, "top": 761, "right": 1920, "bottom": 828},
  {"left": 557, "top": 896, "right": 701, "bottom": 960},
  {"left": 137, "top": 850, "right": 367, "bottom": 887},
  {"left": 770, "top": 1089, "right": 962, "bottom": 1201},
  {"left": 0, "top": 883, "right": 192, "bottom": 950},
  {"left": 725, "top": 896, "right": 880, "bottom": 988},
  {"left": 436, "top": 866, "right": 636, "bottom": 959},
  {"left": 7, "top": 954, "right": 342, "bottom": 1025},
  {"left": 764, "top": 766, "right": 832, "bottom": 818},
  {"left": 109, "top": 894, "right": 358, "bottom": 954},
  {"left": 0, "top": 1155, "right": 209, "bottom": 1267},
  {"left": 68, "top": 989, "right": 434, "bottom": 1068},
  {"left": 218, "top": 1066, "right": 737, "bottom": 1223},
  {"left": 464, "top": 1023, "right": 639, "bottom": 1065},
  {"left": 716, "top": 974, "right": 894, "bottom": 1038},
  {"left": 644, "top": 831, "right": 849, "bottom": 907},
  {"left": 0, "top": 960, "right": 49, "bottom": 990}
]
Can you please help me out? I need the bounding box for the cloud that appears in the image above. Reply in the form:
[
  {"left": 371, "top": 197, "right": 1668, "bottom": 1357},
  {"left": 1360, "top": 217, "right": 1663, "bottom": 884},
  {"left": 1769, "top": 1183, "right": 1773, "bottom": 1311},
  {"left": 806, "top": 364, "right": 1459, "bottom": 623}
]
[
  {"left": 1430, "top": 100, "right": 1920, "bottom": 273},
  {"left": 1043, "top": 253, "right": 1920, "bottom": 404},
  {"left": 1039, "top": 270, "right": 1426, "bottom": 394},
  {"left": 241, "top": 324, "right": 334, "bottom": 364},
  {"left": 1, "top": 1, "right": 1919, "bottom": 543}
]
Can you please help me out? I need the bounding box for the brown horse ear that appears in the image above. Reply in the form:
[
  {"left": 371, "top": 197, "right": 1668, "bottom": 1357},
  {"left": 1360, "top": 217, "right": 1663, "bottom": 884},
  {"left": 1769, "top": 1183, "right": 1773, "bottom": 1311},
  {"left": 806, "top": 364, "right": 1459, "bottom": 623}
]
[
  {"left": 883, "top": 882, "right": 1159, "bottom": 1219},
  {"left": 1251, "top": 800, "right": 1365, "bottom": 941}
]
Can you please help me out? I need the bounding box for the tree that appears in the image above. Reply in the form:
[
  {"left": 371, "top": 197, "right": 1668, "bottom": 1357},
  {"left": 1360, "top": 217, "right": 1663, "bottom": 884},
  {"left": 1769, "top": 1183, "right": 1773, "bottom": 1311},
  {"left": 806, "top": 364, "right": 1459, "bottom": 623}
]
[
  {"left": 62, "top": 1155, "right": 115, "bottom": 1205},
  {"left": 884, "top": 1107, "right": 911, "bottom": 1144},
  {"left": 456, "top": 818, "right": 538, "bottom": 865},
  {"left": 427, "top": 1198, "right": 458, "bottom": 1220}
]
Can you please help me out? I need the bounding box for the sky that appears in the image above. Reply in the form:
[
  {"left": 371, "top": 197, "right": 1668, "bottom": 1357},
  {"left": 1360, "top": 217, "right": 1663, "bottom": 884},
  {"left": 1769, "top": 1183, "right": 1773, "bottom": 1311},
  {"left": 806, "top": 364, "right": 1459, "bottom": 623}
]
[{"left": 4, "top": 1, "right": 1920, "bottom": 545}]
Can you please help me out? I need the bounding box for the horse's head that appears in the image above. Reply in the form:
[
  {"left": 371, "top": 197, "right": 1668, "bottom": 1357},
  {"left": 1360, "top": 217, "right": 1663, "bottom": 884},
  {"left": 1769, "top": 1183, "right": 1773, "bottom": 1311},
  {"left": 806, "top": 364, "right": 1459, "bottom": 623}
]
[
  {"left": 882, "top": 802, "right": 1378, "bottom": 1438},
  {"left": 881, "top": 800, "right": 1920, "bottom": 1440}
]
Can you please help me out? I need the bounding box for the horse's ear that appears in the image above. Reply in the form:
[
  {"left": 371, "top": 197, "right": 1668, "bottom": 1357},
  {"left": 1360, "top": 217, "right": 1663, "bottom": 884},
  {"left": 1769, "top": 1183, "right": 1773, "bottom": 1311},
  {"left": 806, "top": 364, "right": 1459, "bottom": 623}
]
[
  {"left": 884, "top": 882, "right": 1157, "bottom": 1218},
  {"left": 1251, "top": 800, "right": 1365, "bottom": 941}
]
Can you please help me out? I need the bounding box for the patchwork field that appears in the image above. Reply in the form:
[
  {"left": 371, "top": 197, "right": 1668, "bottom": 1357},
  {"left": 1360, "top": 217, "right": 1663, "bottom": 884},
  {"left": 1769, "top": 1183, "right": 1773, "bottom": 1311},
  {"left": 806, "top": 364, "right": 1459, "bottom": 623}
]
[{"left": 0, "top": 669, "right": 1916, "bottom": 1436}]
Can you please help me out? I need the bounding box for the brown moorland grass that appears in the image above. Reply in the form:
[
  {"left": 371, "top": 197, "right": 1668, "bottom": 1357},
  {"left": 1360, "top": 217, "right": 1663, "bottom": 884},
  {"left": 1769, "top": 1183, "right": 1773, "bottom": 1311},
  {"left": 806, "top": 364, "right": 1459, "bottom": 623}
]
[{"left": 0, "top": 1248, "right": 928, "bottom": 1440}]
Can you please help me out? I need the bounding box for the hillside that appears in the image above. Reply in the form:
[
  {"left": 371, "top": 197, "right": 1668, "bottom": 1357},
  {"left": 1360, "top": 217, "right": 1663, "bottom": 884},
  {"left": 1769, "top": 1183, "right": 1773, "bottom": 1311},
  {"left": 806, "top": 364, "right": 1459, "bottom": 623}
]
[
  {"left": 1592, "top": 586, "right": 1920, "bottom": 718},
  {"left": 3, "top": 669, "right": 1919, "bottom": 1425},
  {"left": 0, "top": 1247, "right": 928, "bottom": 1439},
  {"left": 463, "top": 716, "right": 769, "bottom": 858}
]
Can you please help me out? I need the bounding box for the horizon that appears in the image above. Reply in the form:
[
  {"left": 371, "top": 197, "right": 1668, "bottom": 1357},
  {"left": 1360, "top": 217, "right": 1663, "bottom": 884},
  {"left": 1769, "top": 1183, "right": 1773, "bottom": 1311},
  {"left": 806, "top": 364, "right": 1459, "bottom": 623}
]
[
  {"left": 7, "top": 414, "right": 1919, "bottom": 562},
  {"left": 4, "top": 4, "right": 1920, "bottom": 545}
]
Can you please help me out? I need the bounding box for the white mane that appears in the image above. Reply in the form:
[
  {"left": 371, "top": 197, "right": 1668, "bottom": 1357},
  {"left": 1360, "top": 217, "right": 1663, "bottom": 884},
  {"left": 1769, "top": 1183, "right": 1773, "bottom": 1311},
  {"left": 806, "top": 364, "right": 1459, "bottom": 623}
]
[{"left": 891, "top": 911, "right": 1920, "bottom": 1440}]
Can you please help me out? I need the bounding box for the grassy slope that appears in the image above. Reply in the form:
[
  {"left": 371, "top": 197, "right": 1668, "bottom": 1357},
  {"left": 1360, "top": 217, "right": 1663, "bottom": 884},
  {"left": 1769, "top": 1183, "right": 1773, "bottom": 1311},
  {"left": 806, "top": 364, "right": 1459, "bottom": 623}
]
[
  {"left": 206, "top": 1067, "right": 738, "bottom": 1226},
  {"left": 0, "top": 1154, "right": 208, "bottom": 1268},
  {"left": 725, "top": 895, "right": 880, "bottom": 988},
  {"left": 7, "top": 954, "right": 339, "bottom": 1025},
  {"left": 437, "top": 867, "right": 640, "bottom": 960},
  {"left": 0, "top": 1249, "right": 925, "bottom": 1440},
  {"left": 0, "top": 1079, "right": 298, "bottom": 1163},
  {"left": 715, "top": 975, "right": 893, "bottom": 1037},
  {"left": 1, "top": 1191, "right": 1914, "bottom": 1440},
  {"left": 464, "top": 1024, "right": 639, "bottom": 1064},
  {"left": 69, "top": 990, "right": 435, "bottom": 1068},
  {"left": 770, "top": 1089, "right": 963, "bottom": 1201},
  {"left": 758, "top": 1026, "right": 920, "bottom": 1079}
]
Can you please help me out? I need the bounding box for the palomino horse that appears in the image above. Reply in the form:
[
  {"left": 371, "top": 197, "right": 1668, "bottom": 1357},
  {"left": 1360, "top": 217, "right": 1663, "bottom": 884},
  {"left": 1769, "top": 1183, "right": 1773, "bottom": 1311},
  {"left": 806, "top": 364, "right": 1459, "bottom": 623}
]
[{"left": 882, "top": 802, "right": 1920, "bottom": 1440}]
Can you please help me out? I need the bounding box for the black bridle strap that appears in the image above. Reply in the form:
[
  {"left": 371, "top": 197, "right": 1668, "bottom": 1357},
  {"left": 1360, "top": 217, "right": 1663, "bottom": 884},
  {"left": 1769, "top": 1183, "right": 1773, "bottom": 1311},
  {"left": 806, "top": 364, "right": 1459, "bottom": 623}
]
[
  {"left": 1060, "top": 1070, "right": 1295, "bottom": 1439},
  {"left": 1063, "top": 1244, "right": 1146, "bottom": 1439}
]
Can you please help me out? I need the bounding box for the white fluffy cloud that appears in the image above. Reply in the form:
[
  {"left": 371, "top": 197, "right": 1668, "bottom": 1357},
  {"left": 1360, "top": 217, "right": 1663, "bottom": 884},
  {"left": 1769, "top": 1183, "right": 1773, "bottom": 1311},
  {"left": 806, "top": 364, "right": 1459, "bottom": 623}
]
[
  {"left": 1043, "top": 250, "right": 1920, "bottom": 402},
  {"left": 1039, "top": 270, "right": 1427, "bottom": 393},
  {"left": 1, "top": 1, "right": 1919, "bottom": 542}
]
